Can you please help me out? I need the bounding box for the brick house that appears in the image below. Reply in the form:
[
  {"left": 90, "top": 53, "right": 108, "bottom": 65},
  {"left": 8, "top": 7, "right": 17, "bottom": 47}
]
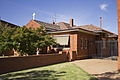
[{"left": 26, "top": 19, "right": 117, "bottom": 59}]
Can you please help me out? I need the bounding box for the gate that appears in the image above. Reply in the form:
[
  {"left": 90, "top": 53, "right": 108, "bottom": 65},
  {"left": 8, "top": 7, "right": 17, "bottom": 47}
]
[{"left": 91, "top": 40, "right": 118, "bottom": 60}]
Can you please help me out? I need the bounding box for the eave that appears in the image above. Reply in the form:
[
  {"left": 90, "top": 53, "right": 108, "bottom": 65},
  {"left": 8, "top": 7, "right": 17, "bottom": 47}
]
[{"left": 48, "top": 28, "right": 99, "bottom": 36}]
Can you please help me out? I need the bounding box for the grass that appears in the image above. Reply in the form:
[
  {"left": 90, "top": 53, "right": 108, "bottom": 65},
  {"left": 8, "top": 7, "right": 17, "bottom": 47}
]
[{"left": 0, "top": 62, "right": 97, "bottom": 80}]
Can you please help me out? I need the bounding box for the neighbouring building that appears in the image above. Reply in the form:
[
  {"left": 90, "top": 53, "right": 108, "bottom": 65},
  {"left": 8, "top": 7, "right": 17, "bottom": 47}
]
[
  {"left": 0, "top": 20, "right": 19, "bottom": 28},
  {"left": 26, "top": 18, "right": 117, "bottom": 60}
]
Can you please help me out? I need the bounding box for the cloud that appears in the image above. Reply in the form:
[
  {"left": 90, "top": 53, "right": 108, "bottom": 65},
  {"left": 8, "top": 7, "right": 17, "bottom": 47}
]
[{"left": 100, "top": 4, "right": 108, "bottom": 11}]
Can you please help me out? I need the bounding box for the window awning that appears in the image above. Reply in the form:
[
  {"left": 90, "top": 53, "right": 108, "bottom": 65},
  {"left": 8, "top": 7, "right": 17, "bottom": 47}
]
[{"left": 53, "top": 35, "right": 70, "bottom": 45}]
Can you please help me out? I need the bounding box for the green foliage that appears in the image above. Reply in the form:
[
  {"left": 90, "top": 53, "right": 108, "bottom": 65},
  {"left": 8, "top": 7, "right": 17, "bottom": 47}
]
[
  {"left": 11, "top": 26, "right": 56, "bottom": 55},
  {"left": 11, "top": 26, "right": 34, "bottom": 55},
  {"left": 0, "top": 23, "right": 16, "bottom": 54},
  {"left": 33, "top": 26, "right": 56, "bottom": 49},
  {"left": 0, "top": 23, "right": 56, "bottom": 55}
]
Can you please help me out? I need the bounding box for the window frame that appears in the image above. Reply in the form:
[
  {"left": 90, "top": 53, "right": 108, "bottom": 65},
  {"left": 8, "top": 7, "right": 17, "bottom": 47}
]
[
  {"left": 81, "top": 39, "right": 83, "bottom": 49},
  {"left": 53, "top": 35, "right": 70, "bottom": 49},
  {"left": 85, "top": 39, "right": 88, "bottom": 49}
]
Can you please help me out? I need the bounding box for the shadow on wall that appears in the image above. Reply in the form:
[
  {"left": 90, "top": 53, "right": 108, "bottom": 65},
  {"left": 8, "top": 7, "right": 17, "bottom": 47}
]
[
  {"left": 92, "top": 71, "right": 120, "bottom": 80},
  {"left": 0, "top": 70, "right": 66, "bottom": 80}
]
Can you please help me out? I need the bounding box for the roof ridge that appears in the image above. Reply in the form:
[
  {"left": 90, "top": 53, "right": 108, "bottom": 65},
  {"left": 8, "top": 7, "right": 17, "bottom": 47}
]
[
  {"left": 57, "top": 22, "right": 70, "bottom": 24},
  {"left": 33, "top": 20, "right": 61, "bottom": 30},
  {"left": 76, "top": 24, "right": 100, "bottom": 28},
  {"left": 0, "top": 20, "right": 19, "bottom": 27},
  {"left": 34, "top": 20, "right": 61, "bottom": 26},
  {"left": 89, "top": 24, "right": 101, "bottom": 29}
]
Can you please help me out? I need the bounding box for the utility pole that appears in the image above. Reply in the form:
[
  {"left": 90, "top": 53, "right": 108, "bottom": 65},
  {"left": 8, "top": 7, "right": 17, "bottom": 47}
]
[
  {"left": 100, "top": 16, "right": 102, "bottom": 29},
  {"left": 117, "top": 0, "right": 120, "bottom": 70}
]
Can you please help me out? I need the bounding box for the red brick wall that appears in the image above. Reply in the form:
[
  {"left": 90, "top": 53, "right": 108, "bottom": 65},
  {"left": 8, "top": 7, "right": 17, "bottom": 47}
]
[
  {"left": 0, "top": 53, "right": 67, "bottom": 74},
  {"left": 51, "top": 32, "right": 96, "bottom": 59},
  {"left": 0, "top": 50, "right": 14, "bottom": 56},
  {"left": 77, "top": 32, "right": 96, "bottom": 59},
  {"left": 50, "top": 32, "right": 78, "bottom": 60},
  {"left": 26, "top": 20, "right": 41, "bottom": 29},
  {"left": 70, "top": 32, "right": 78, "bottom": 52},
  {"left": 117, "top": 0, "right": 120, "bottom": 70}
]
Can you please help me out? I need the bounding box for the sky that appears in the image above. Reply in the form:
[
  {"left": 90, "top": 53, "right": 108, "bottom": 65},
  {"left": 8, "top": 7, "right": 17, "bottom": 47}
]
[{"left": 0, "top": 0, "right": 118, "bottom": 34}]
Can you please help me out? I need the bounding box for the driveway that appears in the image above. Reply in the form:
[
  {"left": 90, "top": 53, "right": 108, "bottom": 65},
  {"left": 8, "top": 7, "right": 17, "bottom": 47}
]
[{"left": 72, "top": 59, "right": 120, "bottom": 80}]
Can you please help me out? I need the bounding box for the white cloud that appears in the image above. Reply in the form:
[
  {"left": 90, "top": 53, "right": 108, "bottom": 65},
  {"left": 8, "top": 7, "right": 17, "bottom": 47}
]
[{"left": 100, "top": 4, "right": 108, "bottom": 11}]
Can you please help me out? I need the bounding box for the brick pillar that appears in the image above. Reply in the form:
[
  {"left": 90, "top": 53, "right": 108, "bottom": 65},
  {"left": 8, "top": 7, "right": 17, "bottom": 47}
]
[
  {"left": 70, "top": 34, "right": 77, "bottom": 52},
  {"left": 70, "top": 34, "right": 77, "bottom": 60},
  {"left": 117, "top": 0, "right": 120, "bottom": 70}
]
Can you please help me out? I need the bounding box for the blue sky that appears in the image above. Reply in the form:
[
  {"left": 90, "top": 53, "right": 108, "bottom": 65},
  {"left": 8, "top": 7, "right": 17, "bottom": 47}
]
[{"left": 0, "top": 0, "right": 118, "bottom": 34}]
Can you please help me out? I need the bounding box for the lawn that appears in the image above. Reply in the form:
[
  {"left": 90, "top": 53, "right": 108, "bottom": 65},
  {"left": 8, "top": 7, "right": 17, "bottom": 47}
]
[{"left": 0, "top": 62, "right": 97, "bottom": 80}]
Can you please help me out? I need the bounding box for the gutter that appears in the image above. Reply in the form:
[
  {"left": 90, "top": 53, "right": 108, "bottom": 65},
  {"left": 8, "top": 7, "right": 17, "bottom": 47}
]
[{"left": 47, "top": 28, "right": 99, "bottom": 35}]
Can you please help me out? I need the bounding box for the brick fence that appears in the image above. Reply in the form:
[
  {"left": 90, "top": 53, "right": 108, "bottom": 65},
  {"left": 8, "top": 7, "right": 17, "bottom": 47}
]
[{"left": 0, "top": 53, "right": 68, "bottom": 74}]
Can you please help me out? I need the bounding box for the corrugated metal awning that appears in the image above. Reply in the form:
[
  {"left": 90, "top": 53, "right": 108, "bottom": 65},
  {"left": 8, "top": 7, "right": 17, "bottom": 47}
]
[{"left": 53, "top": 35, "right": 70, "bottom": 45}]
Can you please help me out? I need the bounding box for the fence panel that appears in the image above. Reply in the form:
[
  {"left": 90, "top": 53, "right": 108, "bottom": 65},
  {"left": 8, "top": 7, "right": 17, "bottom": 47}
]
[{"left": 92, "top": 40, "right": 118, "bottom": 60}]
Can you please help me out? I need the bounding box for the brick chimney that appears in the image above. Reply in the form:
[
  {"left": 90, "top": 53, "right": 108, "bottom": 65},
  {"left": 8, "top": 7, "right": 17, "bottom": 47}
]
[
  {"left": 51, "top": 21, "right": 55, "bottom": 24},
  {"left": 70, "top": 19, "right": 73, "bottom": 27}
]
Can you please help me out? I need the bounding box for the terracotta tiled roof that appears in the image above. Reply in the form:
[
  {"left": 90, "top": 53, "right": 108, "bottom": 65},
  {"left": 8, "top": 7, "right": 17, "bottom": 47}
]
[
  {"left": 73, "top": 24, "right": 117, "bottom": 37},
  {"left": 57, "top": 22, "right": 117, "bottom": 36},
  {"left": 34, "top": 20, "right": 61, "bottom": 30},
  {"left": 73, "top": 24, "right": 101, "bottom": 32},
  {"left": 56, "top": 22, "right": 72, "bottom": 30},
  {"left": 57, "top": 22, "right": 101, "bottom": 32},
  {"left": 34, "top": 20, "right": 117, "bottom": 37}
]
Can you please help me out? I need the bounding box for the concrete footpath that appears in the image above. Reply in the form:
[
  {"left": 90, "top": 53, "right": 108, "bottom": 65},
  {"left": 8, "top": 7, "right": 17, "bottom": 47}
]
[{"left": 72, "top": 59, "right": 120, "bottom": 80}]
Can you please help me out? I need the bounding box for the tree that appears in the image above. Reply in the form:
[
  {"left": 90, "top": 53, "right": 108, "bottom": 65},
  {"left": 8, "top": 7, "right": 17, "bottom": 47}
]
[
  {"left": 11, "top": 26, "right": 56, "bottom": 55},
  {"left": 34, "top": 26, "right": 56, "bottom": 50},
  {"left": 0, "top": 23, "right": 16, "bottom": 55},
  {"left": 11, "top": 26, "right": 34, "bottom": 55},
  {"left": 0, "top": 23, "right": 56, "bottom": 56}
]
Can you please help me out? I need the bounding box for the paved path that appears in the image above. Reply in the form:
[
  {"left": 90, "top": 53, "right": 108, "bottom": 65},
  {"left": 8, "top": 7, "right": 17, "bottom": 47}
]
[{"left": 72, "top": 59, "right": 120, "bottom": 80}]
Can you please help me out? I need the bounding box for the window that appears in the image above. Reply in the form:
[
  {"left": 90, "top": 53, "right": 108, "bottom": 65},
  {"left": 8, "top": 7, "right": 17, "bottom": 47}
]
[
  {"left": 85, "top": 40, "right": 88, "bottom": 49},
  {"left": 53, "top": 35, "right": 70, "bottom": 49},
  {"left": 81, "top": 39, "right": 83, "bottom": 49}
]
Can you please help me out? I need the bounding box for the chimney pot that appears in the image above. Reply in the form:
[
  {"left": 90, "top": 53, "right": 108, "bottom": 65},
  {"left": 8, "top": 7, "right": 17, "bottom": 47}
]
[
  {"left": 52, "top": 21, "right": 55, "bottom": 24},
  {"left": 70, "top": 19, "right": 73, "bottom": 27}
]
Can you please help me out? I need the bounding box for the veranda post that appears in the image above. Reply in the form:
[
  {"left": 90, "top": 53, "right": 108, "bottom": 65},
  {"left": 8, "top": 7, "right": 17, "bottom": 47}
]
[{"left": 117, "top": 0, "right": 120, "bottom": 70}]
